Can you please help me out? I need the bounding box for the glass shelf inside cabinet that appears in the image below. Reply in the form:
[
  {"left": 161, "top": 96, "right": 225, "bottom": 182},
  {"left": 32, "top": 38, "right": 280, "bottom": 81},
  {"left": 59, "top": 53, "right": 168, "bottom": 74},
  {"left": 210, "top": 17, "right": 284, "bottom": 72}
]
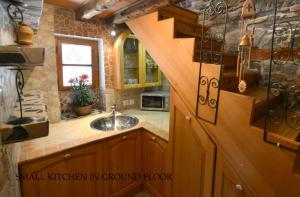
[
  {"left": 123, "top": 35, "right": 140, "bottom": 86},
  {"left": 145, "top": 51, "right": 159, "bottom": 84}
]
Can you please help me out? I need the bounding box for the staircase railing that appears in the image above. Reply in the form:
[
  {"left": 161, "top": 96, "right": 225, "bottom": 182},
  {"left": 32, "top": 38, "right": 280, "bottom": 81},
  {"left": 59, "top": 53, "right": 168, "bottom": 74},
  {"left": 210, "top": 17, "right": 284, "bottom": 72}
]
[{"left": 196, "top": 0, "right": 228, "bottom": 124}]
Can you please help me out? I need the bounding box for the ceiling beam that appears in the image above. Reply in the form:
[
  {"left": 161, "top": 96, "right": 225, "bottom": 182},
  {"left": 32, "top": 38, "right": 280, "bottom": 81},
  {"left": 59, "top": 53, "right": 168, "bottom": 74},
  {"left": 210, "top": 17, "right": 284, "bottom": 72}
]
[
  {"left": 77, "top": 0, "right": 141, "bottom": 20},
  {"left": 112, "top": 0, "right": 182, "bottom": 24}
]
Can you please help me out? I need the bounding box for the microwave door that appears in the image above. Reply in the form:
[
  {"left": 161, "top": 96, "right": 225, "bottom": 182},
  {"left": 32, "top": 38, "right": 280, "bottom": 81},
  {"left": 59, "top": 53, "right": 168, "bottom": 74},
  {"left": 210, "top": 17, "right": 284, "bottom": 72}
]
[{"left": 142, "top": 96, "right": 164, "bottom": 111}]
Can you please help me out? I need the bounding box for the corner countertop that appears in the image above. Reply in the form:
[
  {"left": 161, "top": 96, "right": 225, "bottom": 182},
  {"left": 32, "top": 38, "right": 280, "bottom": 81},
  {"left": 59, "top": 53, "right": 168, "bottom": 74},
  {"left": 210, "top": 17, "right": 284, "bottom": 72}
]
[{"left": 18, "top": 109, "right": 170, "bottom": 164}]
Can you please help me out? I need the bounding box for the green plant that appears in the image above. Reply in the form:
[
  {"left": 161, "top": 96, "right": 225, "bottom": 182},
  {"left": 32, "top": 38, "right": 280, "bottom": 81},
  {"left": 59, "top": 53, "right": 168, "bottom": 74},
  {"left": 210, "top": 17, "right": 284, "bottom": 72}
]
[{"left": 68, "top": 74, "right": 94, "bottom": 107}]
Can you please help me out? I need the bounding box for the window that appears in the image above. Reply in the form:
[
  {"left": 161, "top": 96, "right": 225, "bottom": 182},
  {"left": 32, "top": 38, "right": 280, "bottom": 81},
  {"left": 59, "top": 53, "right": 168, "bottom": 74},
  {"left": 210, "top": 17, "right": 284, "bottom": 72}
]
[{"left": 56, "top": 38, "right": 99, "bottom": 90}]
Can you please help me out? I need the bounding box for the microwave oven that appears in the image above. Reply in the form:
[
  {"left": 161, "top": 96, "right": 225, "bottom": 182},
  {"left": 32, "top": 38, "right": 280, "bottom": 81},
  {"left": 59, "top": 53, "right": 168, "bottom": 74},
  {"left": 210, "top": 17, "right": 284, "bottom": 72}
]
[{"left": 140, "top": 92, "right": 170, "bottom": 111}]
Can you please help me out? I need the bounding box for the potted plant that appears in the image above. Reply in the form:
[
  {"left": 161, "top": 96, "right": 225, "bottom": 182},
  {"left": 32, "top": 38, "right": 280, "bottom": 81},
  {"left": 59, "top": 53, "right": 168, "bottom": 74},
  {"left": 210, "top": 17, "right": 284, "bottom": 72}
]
[{"left": 69, "top": 74, "right": 94, "bottom": 116}]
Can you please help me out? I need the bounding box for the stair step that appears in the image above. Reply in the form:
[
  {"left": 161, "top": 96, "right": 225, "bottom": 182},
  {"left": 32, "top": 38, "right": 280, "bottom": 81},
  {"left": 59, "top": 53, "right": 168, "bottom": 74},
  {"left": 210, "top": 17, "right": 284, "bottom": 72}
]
[
  {"left": 193, "top": 51, "right": 238, "bottom": 69},
  {"left": 245, "top": 87, "right": 282, "bottom": 123},
  {"left": 158, "top": 5, "right": 208, "bottom": 40},
  {"left": 173, "top": 20, "right": 207, "bottom": 39},
  {"left": 193, "top": 38, "right": 222, "bottom": 52},
  {"left": 159, "top": 5, "right": 199, "bottom": 24},
  {"left": 220, "top": 69, "right": 260, "bottom": 92}
]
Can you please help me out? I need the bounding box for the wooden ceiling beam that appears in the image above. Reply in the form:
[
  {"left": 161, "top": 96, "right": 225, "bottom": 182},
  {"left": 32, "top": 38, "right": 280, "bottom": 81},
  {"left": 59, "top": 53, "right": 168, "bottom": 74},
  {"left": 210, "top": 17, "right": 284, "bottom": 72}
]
[
  {"left": 77, "top": 0, "right": 141, "bottom": 20},
  {"left": 112, "top": 0, "right": 183, "bottom": 24}
]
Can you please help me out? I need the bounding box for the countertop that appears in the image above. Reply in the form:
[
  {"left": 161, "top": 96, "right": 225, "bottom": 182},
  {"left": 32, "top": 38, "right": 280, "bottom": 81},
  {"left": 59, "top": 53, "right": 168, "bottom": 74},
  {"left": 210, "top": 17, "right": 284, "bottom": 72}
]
[{"left": 18, "top": 109, "right": 170, "bottom": 164}]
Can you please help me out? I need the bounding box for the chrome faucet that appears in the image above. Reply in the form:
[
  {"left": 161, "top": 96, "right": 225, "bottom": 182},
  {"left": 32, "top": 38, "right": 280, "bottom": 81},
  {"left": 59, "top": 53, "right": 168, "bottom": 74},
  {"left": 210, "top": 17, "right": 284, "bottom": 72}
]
[{"left": 111, "top": 104, "right": 117, "bottom": 127}]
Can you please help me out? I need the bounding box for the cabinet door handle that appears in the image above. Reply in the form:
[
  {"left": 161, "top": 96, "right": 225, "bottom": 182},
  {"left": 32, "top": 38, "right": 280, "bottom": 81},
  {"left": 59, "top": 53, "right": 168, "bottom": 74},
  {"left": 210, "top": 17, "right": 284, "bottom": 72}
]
[
  {"left": 121, "top": 136, "right": 127, "bottom": 140},
  {"left": 151, "top": 137, "right": 156, "bottom": 142},
  {"left": 235, "top": 184, "right": 244, "bottom": 192},
  {"left": 185, "top": 116, "right": 191, "bottom": 121},
  {"left": 64, "top": 154, "right": 71, "bottom": 159}
]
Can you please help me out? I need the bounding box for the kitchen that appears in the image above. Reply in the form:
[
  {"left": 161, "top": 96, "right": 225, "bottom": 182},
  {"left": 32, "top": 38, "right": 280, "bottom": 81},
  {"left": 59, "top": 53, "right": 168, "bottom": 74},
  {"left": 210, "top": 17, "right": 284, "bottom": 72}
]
[{"left": 1, "top": 0, "right": 300, "bottom": 197}]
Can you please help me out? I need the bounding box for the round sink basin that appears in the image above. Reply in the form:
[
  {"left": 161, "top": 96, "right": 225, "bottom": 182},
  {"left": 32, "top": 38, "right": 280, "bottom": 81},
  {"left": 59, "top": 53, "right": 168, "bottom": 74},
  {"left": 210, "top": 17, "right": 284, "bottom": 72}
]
[{"left": 90, "top": 115, "right": 139, "bottom": 131}]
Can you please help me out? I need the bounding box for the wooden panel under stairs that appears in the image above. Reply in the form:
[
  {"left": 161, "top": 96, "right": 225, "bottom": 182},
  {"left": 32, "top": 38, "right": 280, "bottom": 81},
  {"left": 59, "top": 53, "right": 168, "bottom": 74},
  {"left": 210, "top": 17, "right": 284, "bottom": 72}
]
[
  {"left": 127, "top": 11, "right": 200, "bottom": 113},
  {"left": 127, "top": 5, "right": 261, "bottom": 112}
]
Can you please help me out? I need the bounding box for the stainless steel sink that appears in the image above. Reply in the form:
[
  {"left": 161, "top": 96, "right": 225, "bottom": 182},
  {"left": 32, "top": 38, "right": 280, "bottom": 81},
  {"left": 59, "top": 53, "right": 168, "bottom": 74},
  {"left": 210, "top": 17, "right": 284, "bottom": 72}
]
[{"left": 90, "top": 115, "right": 139, "bottom": 131}]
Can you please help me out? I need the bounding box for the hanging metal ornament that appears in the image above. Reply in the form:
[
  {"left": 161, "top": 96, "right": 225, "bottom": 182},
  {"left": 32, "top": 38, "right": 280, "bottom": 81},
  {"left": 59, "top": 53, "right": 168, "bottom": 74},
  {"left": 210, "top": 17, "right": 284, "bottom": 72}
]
[
  {"left": 237, "top": 30, "right": 251, "bottom": 93},
  {"left": 6, "top": 2, "right": 24, "bottom": 24},
  {"left": 236, "top": 0, "right": 256, "bottom": 93}
]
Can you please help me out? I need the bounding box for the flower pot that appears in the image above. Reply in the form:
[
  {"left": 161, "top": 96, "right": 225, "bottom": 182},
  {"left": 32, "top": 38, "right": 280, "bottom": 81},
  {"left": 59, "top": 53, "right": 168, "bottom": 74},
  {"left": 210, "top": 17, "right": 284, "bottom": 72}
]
[{"left": 73, "top": 105, "right": 93, "bottom": 116}]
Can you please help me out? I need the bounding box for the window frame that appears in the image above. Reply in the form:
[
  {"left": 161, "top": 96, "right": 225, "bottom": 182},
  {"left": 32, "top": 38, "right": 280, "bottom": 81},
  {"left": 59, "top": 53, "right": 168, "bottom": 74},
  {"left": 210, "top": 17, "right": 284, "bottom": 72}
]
[{"left": 56, "top": 37, "right": 99, "bottom": 91}]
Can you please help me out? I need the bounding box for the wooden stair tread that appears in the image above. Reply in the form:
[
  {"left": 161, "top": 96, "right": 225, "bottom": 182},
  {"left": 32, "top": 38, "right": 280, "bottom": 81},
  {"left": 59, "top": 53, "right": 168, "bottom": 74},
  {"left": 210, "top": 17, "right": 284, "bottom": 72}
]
[
  {"left": 222, "top": 69, "right": 259, "bottom": 78},
  {"left": 244, "top": 87, "right": 270, "bottom": 104},
  {"left": 159, "top": 5, "right": 199, "bottom": 22},
  {"left": 253, "top": 116, "right": 300, "bottom": 141}
]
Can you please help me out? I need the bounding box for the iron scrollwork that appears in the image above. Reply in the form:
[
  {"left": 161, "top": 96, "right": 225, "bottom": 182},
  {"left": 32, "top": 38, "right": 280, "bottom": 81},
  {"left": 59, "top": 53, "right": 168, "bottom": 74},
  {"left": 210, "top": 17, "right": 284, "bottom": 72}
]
[
  {"left": 199, "top": 76, "right": 219, "bottom": 109},
  {"left": 196, "top": 0, "right": 228, "bottom": 124},
  {"left": 264, "top": 0, "right": 300, "bottom": 152},
  {"left": 272, "top": 19, "right": 300, "bottom": 66}
]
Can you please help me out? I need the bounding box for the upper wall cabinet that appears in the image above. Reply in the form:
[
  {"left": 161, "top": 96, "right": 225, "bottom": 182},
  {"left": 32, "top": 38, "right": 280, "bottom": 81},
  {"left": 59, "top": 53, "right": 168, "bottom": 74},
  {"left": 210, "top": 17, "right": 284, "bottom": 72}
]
[{"left": 113, "top": 31, "right": 161, "bottom": 89}]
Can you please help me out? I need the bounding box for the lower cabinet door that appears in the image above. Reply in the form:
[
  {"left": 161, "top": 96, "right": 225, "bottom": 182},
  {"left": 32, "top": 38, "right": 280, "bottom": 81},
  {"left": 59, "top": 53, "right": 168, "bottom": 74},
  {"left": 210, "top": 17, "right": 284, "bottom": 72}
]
[
  {"left": 142, "top": 131, "right": 168, "bottom": 197},
  {"left": 214, "top": 152, "right": 255, "bottom": 197},
  {"left": 102, "top": 130, "right": 142, "bottom": 197},
  {"left": 171, "top": 91, "right": 216, "bottom": 197},
  {"left": 19, "top": 143, "right": 102, "bottom": 197}
]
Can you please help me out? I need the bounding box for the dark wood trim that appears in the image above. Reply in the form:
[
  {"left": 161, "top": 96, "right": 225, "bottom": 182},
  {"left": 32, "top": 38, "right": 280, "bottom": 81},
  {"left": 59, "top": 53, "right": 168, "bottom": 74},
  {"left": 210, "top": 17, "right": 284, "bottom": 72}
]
[{"left": 56, "top": 37, "right": 99, "bottom": 91}]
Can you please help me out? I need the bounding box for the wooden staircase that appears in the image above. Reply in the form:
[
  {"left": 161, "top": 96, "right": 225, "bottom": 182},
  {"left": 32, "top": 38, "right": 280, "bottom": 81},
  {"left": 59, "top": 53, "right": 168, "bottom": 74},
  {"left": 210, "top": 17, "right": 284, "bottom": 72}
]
[{"left": 127, "top": 5, "right": 267, "bottom": 118}]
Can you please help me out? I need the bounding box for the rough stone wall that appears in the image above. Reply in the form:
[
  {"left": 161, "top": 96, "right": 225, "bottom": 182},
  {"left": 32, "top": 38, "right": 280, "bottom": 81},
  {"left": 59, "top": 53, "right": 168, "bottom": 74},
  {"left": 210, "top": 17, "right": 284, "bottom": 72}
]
[
  {"left": 180, "top": 0, "right": 300, "bottom": 87},
  {"left": 23, "top": 4, "right": 61, "bottom": 123},
  {"left": 54, "top": 7, "right": 117, "bottom": 89},
  {"left": 0, "top": 2, "right": 21, "bottom": 197}
]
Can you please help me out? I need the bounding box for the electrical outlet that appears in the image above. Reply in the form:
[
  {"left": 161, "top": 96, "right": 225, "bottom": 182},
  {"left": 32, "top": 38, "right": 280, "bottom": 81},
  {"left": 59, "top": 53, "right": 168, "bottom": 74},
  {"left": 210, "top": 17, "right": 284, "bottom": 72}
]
[
  {"left": 129, "top": 99, "right": 134, "bottom": 105},
  {"left": 123, "top": 100, "right": 129, "bottom": 106}
]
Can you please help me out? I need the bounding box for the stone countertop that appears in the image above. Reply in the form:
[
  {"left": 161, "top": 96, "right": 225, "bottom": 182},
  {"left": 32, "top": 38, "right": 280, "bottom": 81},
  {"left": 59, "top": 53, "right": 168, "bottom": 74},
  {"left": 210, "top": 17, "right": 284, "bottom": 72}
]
[{"left": 18, "top": 109, "right": 170, "bottom": 164}]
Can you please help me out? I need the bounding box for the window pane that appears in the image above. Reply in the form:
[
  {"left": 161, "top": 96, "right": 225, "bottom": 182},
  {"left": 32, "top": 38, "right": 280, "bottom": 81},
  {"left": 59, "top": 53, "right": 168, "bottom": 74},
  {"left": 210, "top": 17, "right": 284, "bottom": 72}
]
[
  {"left": 63, "top": 66, "right": 93, "bottom": 86},
  {"left": 62, "top": 43, "right": 92, "bottom": 65}
]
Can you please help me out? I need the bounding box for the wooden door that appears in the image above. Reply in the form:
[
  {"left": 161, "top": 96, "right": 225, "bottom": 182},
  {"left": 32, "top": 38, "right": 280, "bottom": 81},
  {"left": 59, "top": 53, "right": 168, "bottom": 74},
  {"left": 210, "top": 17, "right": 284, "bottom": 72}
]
[
  {"left": 20, "top": 143, "right": 102, "bottom": 197},
  {"left": 142, "top": 131, "right": 168, "bottom": 197},
  {"left": 102, "top": 130, "right": 142, "bottom": 197},
  {"left": 170, "top": 90, "right": 216, "bottom": 197},
  {"left": 214, "top": 152, "right": 255, "bottom": 197}
]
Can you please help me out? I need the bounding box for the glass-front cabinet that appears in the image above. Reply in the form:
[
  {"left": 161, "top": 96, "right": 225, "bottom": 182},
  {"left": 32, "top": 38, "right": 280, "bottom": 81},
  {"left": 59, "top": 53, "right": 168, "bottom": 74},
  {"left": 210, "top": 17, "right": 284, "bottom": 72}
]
[{"left": 113, "top": 31, "right": 161, "bottom": 89}]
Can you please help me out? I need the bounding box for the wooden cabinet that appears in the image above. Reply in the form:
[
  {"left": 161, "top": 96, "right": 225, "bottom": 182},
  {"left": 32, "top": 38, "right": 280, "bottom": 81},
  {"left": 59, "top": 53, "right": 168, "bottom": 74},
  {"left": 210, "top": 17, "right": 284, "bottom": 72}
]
[
  {"left": 113, "top": 31, "right": 161, "bottom": 89},
  {"left": 142, "top": 131, "right": 169, "bottom": 197},
  {"left": 170, "top": 90, "right": 216, "bottom": 197},
  {"left": 19, "top": 130, "right": 171, "bottom": 197},
  {"left": 214, "top": 152, "right": 255, "bottom": 197},
  {"left": 102, "top": 131, "right": 142, "bottom": 197},
  {"left": 19, "top": 143, "right": 102, "bottom": 197}
]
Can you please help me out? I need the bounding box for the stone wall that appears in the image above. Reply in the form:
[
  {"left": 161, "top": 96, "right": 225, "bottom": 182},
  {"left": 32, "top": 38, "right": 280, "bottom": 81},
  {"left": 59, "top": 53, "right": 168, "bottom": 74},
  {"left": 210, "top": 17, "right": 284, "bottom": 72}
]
[
  {"left": 53, "top": 6, "right": 116, "bottom": 113},
  {"left": 0, "top": 2, "right": 21, "bottom": 197},
  {"left": 180, "top": 0, "right": 300, "bottom": 88},
  {"left": 23, "top": 4, "right": 61, "bottom": 123}
]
